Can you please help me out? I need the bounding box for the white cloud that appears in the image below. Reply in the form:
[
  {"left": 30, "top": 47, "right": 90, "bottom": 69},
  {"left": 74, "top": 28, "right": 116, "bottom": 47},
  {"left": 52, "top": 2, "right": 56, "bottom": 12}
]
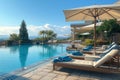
[
  {"left": 0, "top": 24, "right": 71, "bottom": 37},
  {"left": 0, "top": 26, "right": 19, "bottom": 35}
]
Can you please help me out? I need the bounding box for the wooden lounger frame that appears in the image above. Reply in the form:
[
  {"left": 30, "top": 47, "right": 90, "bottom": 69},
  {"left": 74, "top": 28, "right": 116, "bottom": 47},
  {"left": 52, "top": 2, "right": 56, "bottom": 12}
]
[{"left": 53, "top": 54, "right": 120, "bottom": 73}]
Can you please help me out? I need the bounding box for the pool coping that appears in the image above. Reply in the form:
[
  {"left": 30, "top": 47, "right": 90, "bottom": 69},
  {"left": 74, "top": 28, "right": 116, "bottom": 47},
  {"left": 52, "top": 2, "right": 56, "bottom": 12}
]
[{"left": 0, "top": 58, "right": 52, "bottom": 79}]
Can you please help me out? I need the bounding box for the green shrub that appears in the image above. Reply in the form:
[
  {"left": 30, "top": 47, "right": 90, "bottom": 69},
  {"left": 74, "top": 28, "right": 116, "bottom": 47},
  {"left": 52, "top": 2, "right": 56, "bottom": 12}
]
[
  {"left": 96, "top": 39, "right": 109, "bottom": 45},
  {"left": 84, "top": 39, "right": 93, "bottom": 46},
  {"left": 19, "top": 40, "right": 32, "bottom": 45},
  {"left": 5, "top": 40, "right": 14, "bottom": 46}
]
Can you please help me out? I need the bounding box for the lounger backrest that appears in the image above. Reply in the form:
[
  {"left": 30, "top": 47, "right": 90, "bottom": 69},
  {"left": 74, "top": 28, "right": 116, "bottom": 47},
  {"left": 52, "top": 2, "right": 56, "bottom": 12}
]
[
  {"left": 94, "top": 47, "right": 119, "bottom": 68},
  {"left": 100, "top": 44, "right": 117, "bottom": 57},
  {"left": 107, "top": 42, "right": 115, "bottom": 49}
]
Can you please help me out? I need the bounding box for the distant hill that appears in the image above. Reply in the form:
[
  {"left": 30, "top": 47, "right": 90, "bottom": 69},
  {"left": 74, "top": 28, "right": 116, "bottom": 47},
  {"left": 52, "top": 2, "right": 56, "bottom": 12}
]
[
  {"left": 0, "top": 35, "right": 9, "bottom": 41},
  {"left": 56, "top": 36, "right": 69, "bottom": 40},
  {"left": 0, "top": 35, "right": 38, "bottom": 40},
  {"left": 0, "top": 35, "right": 69, "bottom": 41}
]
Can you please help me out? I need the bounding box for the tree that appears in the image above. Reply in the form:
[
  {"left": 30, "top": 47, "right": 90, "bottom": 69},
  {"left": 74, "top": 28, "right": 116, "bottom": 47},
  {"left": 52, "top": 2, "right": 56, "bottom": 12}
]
[
  {"left": 39, "top": 30, "right": 46, "bottom": 42},
  {"left": 9, "top": 33, "right": 20, "bottom": 41},
  {"left": 46, "top": 30, "right": 57, "bottom": 40},
  {"left": 97, "top": 19, "right": 120, "bottom": 37},
  {"left": 90, "top": 19, "right": 120, "bottom": 43},
  {"left": 39, "top": 30, "right": 57, "bottom": 42},
  {"left": 19, "top": 20, "right": 29, "bottom": 41}
]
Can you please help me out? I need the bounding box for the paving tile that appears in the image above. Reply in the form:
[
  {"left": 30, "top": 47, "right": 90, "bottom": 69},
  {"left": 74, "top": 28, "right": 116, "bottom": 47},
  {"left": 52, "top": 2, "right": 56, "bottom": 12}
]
[
  {"left": 78, "top": 77, "right": 95, "bottom": 80},
  {"left": 53, "top": 75, "right": 67, "bottom": 80},
  {"left": 70, "top": 72, "right": 81, "bottom": 77},
  {"left": 42, "top": 69, "right": 53, "bottom": 72},
  {"left": 4, "top": 62, "right": 120, "bottom": 80},
  {"left": 40, "top": 73, "right": 57, "bottom": 80},
  {"left": 22, "top": 72, "right": 34, "bottom": 78},
  {"left": 46, "top": 63, "right": 53, "bottom": 67},
  {"left": 53, "top": 71, "right": 69, "bottom": 76},
  {"left": 35, "top": 71, "right": 49, "bottom": 76},
  {"left": 34, "top": 68, "right": 43, "bottom": 72},
  {"left": 65, "top": 76, "right": 79, "bottom": 80},
  {"left": 30, "top": 75, "right": 42, "bottom": 80},
  {"left": 47, "top": 73, "right": 57, "bottom": 77}
]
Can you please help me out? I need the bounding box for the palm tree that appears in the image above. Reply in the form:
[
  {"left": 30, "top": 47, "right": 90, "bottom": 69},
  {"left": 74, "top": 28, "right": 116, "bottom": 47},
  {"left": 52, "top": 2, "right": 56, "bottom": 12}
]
[
  {"left": 39, "top": 30, "right": 57, "bottom": 43},
  {"left": 46, "top": 30, "right": 53, "bottom": 40},
  {"left": 39, "top": 30, "right": 46, "bottom": 43},
  {"left": 51, "top": 33, "right": 57, "bottom": 40},
  {"left": 9, "top": 33, "right": 20, "bottom": 41},
  {"left": 46, "top": 30, "right": 57, "bottom": 40}
]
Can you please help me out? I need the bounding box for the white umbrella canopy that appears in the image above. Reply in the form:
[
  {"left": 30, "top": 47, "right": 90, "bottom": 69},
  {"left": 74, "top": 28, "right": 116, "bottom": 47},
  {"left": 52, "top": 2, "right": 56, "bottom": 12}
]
[
  {"left": 63, "top": 3, "right": 120, "bottom": 54},
  {"left": 64, "top": 4, "right": 120, "bottom": 21}
]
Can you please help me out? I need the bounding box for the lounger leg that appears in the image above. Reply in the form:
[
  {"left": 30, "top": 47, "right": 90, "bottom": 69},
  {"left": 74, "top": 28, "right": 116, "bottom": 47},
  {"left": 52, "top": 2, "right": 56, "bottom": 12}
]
[
  {"left": 117, "top": 56, "right": 119, "bottom": 69},
  {"left": 53, "top": 64, "right": 55, "bottom": 70}
]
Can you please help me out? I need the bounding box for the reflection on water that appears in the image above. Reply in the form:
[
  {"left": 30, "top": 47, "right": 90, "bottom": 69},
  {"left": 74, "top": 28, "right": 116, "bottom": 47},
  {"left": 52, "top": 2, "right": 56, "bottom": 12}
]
[
  {"left": 10, "top": 46, "right": 19, "bottom": 54},
  {"left": 0, "top": 44, "right": 68, "bottom": 73},
  {"left": 9, "top": 45, "right": 31, "bottom": 69},
  {"left": 10, "top": 44, "right": 62, "bottom": 69},
  {"left": 19, "top": 45, "right": 31, "bottom": 69},
  {"left": 39, "top": 44, "right": 57, "bottom": 58}
]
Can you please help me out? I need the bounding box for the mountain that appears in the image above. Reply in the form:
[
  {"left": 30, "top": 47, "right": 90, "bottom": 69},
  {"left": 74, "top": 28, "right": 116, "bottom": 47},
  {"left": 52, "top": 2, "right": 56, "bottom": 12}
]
[
  {"left": 0, "top": 35, "right": 69, "bottom": 41},
  {"left": 0, "top": 35, "right": 38, "bottom": 40},
  {"left": 0, "top": 35, "right": 9, "bottom": 40}
]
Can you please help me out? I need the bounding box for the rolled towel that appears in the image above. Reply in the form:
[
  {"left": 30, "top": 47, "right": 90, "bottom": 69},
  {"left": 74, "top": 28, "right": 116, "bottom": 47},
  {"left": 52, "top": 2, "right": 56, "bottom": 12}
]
[
  {"left": 72, "top": 52, "right": 83, "bottom": 56},
  {"left": 67, "top": 50, "right": 79, "bottom": 54},
  {"left": 83, "top": 45, "right": 93, "bottom": 51},
  {"left": 53, "top": 58, "right": 61, "bottom": 63},
  {"left": 59, "top": 56, "right": 72, "bottom": 62},
  {"left": 53, "top": 56, "right": 72, "bottom": 63}
]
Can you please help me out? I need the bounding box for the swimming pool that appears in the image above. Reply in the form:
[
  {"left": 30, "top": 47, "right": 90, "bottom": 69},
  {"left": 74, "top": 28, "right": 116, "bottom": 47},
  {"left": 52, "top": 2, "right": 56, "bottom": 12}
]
[{"left": 0, "top": 44, "right": 69, "bottom": 75}]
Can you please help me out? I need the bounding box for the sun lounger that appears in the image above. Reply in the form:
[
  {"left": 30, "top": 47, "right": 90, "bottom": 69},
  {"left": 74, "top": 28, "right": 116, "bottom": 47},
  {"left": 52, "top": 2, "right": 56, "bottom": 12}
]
[
  {"left": 68, "top": 43, "right": 118, "bottom": 60},
  {"left": 53, "top": 46, "right": 120, "bottom": 73}
]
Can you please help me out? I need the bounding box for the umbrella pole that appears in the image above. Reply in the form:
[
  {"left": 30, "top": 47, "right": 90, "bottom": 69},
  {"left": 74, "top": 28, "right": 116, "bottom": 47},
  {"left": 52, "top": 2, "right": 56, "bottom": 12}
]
[{"left": 94, "top": 16, "right": 97, "bottom": 55}]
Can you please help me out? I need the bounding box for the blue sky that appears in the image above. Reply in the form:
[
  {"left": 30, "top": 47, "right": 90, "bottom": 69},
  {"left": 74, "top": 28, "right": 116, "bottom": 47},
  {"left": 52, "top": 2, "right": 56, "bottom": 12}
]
[{"left": 0, "top": 0, "right": 117, "bottom": 37}]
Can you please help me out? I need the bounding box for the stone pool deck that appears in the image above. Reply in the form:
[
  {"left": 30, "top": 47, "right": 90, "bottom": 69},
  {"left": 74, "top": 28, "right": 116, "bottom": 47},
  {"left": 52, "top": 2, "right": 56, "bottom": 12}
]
[{"left": 1, "top": 62, "right": 120, "bottom": 80}]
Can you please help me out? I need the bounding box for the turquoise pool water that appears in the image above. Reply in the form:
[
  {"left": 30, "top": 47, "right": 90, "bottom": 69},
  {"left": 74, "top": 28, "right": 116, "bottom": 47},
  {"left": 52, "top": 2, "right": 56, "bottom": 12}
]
[{"left": 0, "top": 44, "right": 69, "bottom": 75}]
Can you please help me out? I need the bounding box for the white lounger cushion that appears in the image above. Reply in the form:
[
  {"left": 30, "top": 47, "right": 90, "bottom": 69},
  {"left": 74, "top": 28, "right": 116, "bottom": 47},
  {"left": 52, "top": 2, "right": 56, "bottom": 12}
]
[
  {"left": 94, "top": 49, "right": 119, "bottom": 67},
  {"left": 59, "top": 59, "right": 93, "bottom": 67},
  {"left": 85, "top": 55, "right": 100, "bottom": 61},
  {"left": 68, "top": 53, "right": 100, "bottom": 61}
]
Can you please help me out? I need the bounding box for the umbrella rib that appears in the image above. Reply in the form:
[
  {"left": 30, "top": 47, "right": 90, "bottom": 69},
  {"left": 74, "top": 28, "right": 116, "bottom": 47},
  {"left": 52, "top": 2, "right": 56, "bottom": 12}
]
[
  {"left": 102, "top": 9, "right": 116, "bottom": 19},
  {"left": 66, "top": 9, "right": 93, "bottom": 19},
  {"left": 97, "top": 9, "right": 110, "bottom": 16},
  {"left": 66, "top": 9, "right": 87, "bottom": 19},
  {"left": 80, "top": 10, "right": 94, "bottom": 17},
  {"left": 88, "top": 9, "right": 95, "bottom": 17},
  {"left": 88, "top": 8, "right": 100, "bottom": 17},
  {"left": 96, "top": 9, "right": 100, "bottom": 16},
  {"left": 97, "top": 9, "right": 105, "bottom": 16}
]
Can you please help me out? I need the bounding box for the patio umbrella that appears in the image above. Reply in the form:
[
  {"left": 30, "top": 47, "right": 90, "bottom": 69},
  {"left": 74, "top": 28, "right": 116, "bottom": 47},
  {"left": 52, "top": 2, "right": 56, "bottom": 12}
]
[{"left": 63, "top": 4, "right": 120, "bottom": 53}]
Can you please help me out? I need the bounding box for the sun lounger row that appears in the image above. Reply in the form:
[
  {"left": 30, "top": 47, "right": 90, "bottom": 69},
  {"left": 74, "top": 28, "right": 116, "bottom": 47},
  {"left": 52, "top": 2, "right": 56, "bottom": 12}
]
[
  {"left": 53, "top": 42, "right": 120, "bottom": 73},
  {"left": 68, "top": 42, "right": 118, "bottom": 60}
]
